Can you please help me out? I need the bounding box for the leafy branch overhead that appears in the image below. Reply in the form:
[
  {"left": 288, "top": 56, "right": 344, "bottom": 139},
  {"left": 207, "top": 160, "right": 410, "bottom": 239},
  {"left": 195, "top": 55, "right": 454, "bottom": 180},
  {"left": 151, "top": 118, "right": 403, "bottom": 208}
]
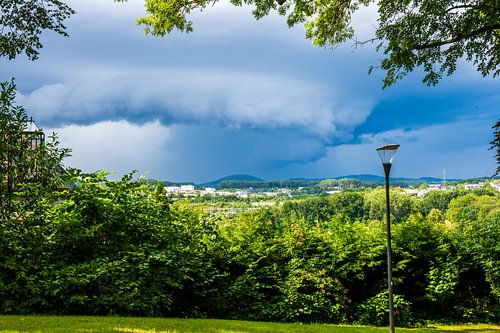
[
  {"left": 134, "top": 0, "right": 500, "bottom": 87},
  {"left": 0, "top": 0, "right": 75, "bottom": 60}
]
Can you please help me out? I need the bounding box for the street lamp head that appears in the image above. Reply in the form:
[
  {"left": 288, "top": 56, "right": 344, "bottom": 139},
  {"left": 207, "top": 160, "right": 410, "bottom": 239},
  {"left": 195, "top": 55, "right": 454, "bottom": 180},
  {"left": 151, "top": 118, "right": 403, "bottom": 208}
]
[
  {"left": 376, "top": 144, "right": 400, "bottom": 165},
  {"left": 23, "top": 117, "right": 45, "bottom": 150}
]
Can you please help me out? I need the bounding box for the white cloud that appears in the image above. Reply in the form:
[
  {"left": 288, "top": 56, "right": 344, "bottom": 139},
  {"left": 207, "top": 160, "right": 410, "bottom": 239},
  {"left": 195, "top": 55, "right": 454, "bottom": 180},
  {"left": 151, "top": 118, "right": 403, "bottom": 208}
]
[
  {"left": 66, "top": 0, "right": 146, "bottom": 28},
  {"left": 50, "top": 120, "right": 168, "bottom": 177},
  {"left": 350, "top": 3, "right": 379, "bottom": 42}
]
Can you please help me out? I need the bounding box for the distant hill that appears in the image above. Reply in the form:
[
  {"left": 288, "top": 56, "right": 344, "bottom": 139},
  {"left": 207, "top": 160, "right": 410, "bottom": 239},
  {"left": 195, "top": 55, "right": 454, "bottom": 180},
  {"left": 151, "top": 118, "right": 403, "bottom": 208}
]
[
  {"left": 417, "top": 177, "right": 447, "bottom": 183},
  {"left": 333, "top": 174, "right": 466, "bottom": 183},
  {"left": 293, "top": 174, "right": 453, "bottom": 183},
  {"left": 198, "top": 173, "right": 471, "bottom": 189},
  {"left": 335, "top": 174, "right": 385, "bottom": 182},
  {"left": 201, "top": 174, "right": 264, "bottom": 188},
  {"left": 293, "top": 174, "right": 444, "bottom": 183}
]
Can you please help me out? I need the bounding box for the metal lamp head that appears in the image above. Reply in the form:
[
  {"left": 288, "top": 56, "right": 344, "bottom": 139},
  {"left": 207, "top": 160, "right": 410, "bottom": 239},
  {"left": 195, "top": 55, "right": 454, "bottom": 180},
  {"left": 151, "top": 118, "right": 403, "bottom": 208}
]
[
  {"left": 376, "top": 144, "right": 400, "bottom": 165},
  {"left": 23, "top": 117, "right": 45, "bottom": 149},
  {"left": 25, "top": 117, "right": 41, "bottom": 133}
]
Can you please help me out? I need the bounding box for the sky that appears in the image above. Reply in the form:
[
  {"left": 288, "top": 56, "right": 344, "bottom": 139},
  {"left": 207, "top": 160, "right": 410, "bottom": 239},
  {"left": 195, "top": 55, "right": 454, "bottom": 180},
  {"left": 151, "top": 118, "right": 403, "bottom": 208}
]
[{"left": 1, "top": 0, "right": 498, "bottom": 183}]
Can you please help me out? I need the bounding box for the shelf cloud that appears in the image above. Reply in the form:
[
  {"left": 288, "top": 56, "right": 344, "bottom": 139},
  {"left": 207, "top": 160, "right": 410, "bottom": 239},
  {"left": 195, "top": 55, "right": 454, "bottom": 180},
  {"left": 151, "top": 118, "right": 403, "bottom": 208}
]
[{"left": 18, "top": 68, "right": 372, "bottom": 140}]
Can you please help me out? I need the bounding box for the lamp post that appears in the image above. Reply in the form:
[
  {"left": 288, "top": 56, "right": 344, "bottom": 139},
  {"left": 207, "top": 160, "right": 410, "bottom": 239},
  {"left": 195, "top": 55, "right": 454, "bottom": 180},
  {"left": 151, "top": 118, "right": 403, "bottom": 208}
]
[
  {"left": 376, "top": 144, "right": 400, "bottom": 333},
  {"left": 23, "top": 117, "right": 45, "bottom": 180},
  {"left": 24, "top": 117, "right": 45, "bottom": 150},
  {"left": 7, "top": 117, "right": 45, "bottom": 200}
]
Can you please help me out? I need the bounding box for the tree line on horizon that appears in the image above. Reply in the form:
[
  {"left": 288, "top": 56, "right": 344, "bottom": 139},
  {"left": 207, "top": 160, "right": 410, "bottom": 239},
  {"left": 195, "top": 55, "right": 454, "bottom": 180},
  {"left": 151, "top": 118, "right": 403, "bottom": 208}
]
[{"left": 150, "top": 177, "right": 500, "bottom": 194}]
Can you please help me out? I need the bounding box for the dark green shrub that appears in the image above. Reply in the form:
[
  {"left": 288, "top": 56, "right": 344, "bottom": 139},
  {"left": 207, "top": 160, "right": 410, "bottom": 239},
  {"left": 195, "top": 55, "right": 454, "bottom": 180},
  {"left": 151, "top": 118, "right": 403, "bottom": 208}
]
[{"left": 356, "top": 292, "right": 413, "bottom": 327}]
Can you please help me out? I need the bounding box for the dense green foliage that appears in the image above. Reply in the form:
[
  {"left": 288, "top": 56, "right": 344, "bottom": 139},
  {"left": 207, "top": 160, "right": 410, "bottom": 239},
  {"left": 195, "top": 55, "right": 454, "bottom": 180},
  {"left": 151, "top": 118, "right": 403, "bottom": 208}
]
[{"left": 0, "top": 0, "right": 74, "bottom": 60}]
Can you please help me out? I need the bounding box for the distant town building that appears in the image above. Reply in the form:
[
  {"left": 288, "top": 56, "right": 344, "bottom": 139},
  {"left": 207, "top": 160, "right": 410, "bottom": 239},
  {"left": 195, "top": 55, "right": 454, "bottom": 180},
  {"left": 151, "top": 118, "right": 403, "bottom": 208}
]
[
  {"left": 326, "top": 190, "right": 341, "bottom": 195},
  {"left": 463, "top": 183, "right": 484, "bottom": 190},
  {"left": 165, "top": 186, "right": 180, "bottom": 193},
  {"left": 180, "top": 184, "right": 195, "bottom": 192},
  {"left": 202, "top": 187, "right": 216, "bottom": 195}
]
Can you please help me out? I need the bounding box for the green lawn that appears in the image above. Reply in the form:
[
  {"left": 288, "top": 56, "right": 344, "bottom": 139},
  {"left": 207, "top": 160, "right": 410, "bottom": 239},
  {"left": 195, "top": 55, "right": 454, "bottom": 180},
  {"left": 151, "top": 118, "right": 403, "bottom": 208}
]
[{"left": 0, "top": 316, "right": 499, "bottom": 333}]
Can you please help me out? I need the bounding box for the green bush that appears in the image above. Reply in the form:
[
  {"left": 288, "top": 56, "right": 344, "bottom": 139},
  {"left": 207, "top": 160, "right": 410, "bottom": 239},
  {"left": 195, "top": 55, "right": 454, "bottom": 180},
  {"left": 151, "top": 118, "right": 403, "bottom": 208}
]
[{"left": 356, "top": 292, "right": 413, "bottom": 327}]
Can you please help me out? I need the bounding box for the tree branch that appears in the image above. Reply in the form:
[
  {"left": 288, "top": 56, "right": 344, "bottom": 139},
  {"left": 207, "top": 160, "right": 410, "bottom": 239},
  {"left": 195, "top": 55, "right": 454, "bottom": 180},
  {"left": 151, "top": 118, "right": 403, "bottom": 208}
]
[
  {"left": 444, "top": 4, "right": 475, "bottom": 13},
  {"left": 414, "top": 24, "right": 500, "bottom": 50},
  {"left": 352, "top": 37, "right": 379, "bottom": 48}
]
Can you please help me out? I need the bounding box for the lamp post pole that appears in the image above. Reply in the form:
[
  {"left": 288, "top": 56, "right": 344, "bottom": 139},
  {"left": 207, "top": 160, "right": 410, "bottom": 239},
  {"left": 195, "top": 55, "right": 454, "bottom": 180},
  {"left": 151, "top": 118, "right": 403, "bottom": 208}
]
[
  {"left": 376, "top": 144, "right": 399, "bottom": 333},
  {"left": 5, "top": 117, "right": 44, "bottom": 202},
  {"left": 384, "top": 162, "right": 395, "bottom": 333}
]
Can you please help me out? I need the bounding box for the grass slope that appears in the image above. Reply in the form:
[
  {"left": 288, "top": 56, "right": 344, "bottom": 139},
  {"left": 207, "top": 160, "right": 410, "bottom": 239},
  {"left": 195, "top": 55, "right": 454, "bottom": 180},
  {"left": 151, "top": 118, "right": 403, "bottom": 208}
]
[{"left": 0, "top": 316, "right": 499, "bottom": 333}]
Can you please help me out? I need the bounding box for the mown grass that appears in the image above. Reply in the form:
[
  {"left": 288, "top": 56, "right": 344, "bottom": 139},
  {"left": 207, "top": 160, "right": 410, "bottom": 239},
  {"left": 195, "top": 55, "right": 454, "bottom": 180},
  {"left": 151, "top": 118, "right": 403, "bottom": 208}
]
[{"left": 0, "top": 316, "right": 498, "bottom": 333}]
